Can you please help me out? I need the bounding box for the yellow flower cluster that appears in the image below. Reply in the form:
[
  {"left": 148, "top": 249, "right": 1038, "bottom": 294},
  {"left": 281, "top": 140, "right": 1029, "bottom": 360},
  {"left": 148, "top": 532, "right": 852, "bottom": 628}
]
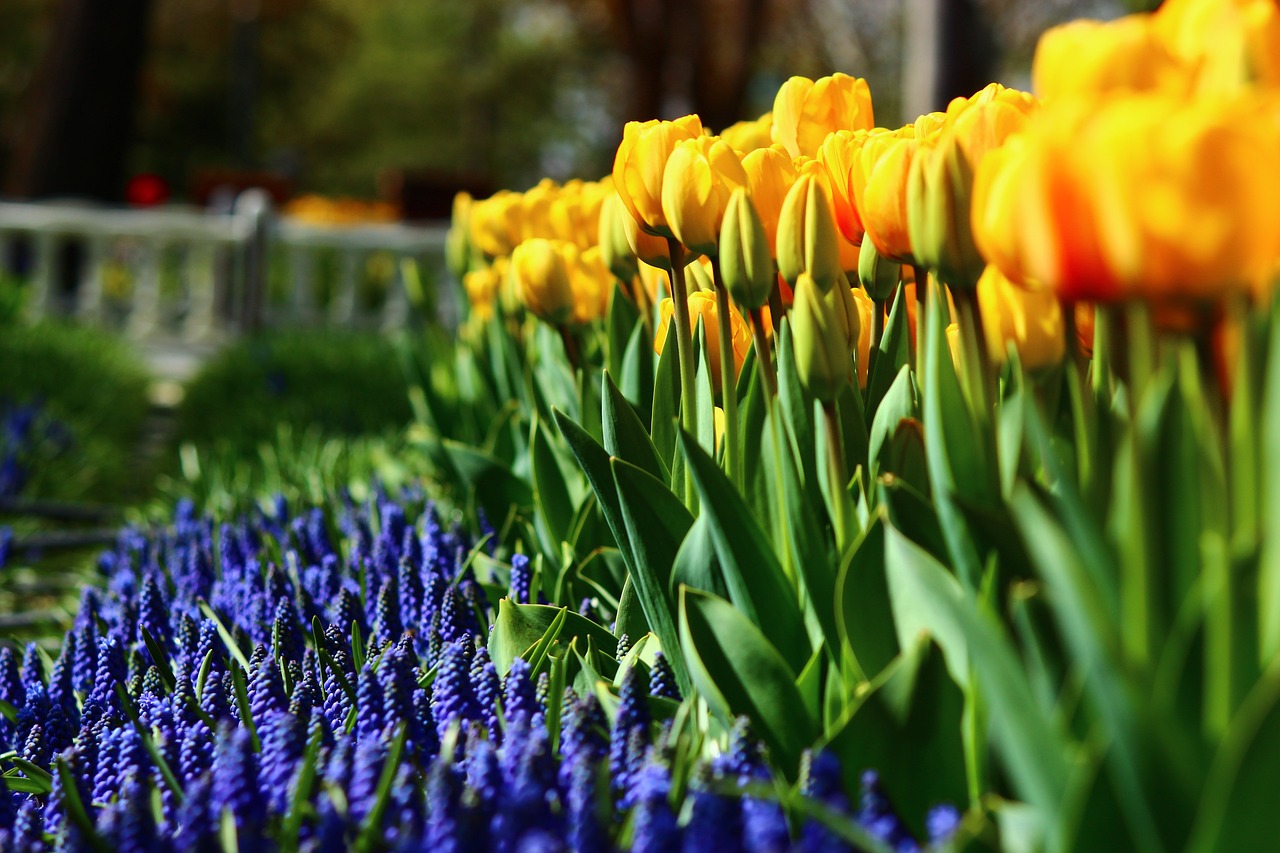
[
  {"left": 451, "top": 0, "right": 1280, "bottom": 385},
  {"left": 283, "top": 195, "right": 399, "bottom": 225},
  {"left": 457, "top": 178, "right": 615, "bottom": 325}
]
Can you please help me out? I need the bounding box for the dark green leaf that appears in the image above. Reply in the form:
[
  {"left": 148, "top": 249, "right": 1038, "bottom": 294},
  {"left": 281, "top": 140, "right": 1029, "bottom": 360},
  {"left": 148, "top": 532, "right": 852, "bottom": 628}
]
[
  {"left": 488, "top": 600, "right": 618, "bottom": 677},
  {"left": 678, "top": 430, "right": 809, "bottom": 674},
  {"left": 603, "top": 371, "right": 668, "bottom": 483},
  {"left": 612, "top": 457, "right": 694, "bottom": 694},
  {"left": 836, "top": 516, "right": 898, "bottom": 679},
  {"left": 678, "top": 587, "right": 815, "bottom": 776}
]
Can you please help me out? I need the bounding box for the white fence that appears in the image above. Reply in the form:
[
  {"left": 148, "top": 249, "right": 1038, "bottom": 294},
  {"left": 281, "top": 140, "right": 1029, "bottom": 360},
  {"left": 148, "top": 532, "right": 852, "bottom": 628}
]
[{"left": 0, "top": 190, "right": 453, "bottom": 349}]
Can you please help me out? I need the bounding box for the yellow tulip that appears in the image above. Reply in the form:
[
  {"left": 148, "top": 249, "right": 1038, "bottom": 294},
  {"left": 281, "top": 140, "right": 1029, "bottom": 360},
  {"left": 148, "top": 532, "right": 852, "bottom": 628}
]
[
  {"left": 772, "top": 74, "right": 875, "bottom": 159},
  {"left": 661, "top": 135, "right": 749, "bottom": 256},
  {"left": 720, "top": 112, "right": 775, "bottom": 154},
  {"left": 518, "top": 178, "right": 559, "bottom": 245},
  {"left": 463, "top": 264, "right": 501, "bottom": 321},
  {"left": 850, "top": 126, "right": 919, "bottom": 264},
  {"left": 567, "top": 245, "right": 612, "bottom": 325},
  {"left": 511, "top": 238, "right": 574, "bottom": 325},
  {"left": 975, "top": 264, "right": 1064, "bottom": 369},
  {"left": 470, "top": 190, "right": 522, "bottom": 258},
  {"left": 850, "top": 284, "right": 874, "bottom": 387},
  {"left": 654, "top": 291, "right": 752, "bottom": 394},
  {"left": 740, "top": 144, "right": 799, "bottom": 255},
  {"left": 612, "top": 115, "right": 705, "bottom": 238},
  {"left": 1033, "top": 16, "right": 1189, "bottom": 100},
  {"left": 598, "top": 191, "right": 639, "bottom": 282},
  {"left": 1154, "top": 0, "right": 1280, "bottom": 93}
]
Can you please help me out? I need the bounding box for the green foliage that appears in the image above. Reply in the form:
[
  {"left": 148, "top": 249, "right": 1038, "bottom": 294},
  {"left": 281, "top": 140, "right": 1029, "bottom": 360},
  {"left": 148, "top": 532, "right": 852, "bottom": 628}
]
[
  {"left": 0, "top": 320, "right": 150, "bottom": 502},
  {"left": 175, "top": 329, "right": 413, "bottom": 457}
]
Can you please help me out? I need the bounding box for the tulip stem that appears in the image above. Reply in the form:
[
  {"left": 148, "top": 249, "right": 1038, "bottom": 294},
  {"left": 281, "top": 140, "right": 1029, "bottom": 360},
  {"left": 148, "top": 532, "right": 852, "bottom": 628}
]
[
  {"left": 667, "top": 238, "right": 698, "bottom": 504},
  {"left": 822, "top": 400, "right": 852, "bottom": 548},
  {"left": 953, "top": 285, "right": 995, "bottom": 425},
  {"left": 712, "top": 262, "right": 743, "bottom": 490},
  {"left": 749, "top": 308, "right": 777, "bottom": 397},
  {"left": 871, "top": 297, "right": 886, "bottom": 350},
  {"left": 557, "top": 324, "right": 580, "bottom": 373},
  {"left": 768, "top": 286, "right": 785, "bottom": 331}
]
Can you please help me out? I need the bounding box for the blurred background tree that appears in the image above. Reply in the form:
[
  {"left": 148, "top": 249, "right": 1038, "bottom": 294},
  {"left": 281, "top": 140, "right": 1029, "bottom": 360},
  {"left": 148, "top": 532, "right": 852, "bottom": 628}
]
[{"left": 0, "top": 0, "right": 1126, "bottom": 205}]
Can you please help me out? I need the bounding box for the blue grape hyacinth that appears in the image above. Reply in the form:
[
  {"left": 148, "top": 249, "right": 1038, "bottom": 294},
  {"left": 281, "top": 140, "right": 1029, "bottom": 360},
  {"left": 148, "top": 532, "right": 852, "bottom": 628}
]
[{"left": 0, "top": 488, "right": 949, "bottom": 852}]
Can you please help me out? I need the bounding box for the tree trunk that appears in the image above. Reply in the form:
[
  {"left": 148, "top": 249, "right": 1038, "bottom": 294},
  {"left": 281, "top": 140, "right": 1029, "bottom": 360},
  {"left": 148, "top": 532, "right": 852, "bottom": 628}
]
[{"left": 4, "top": 0, "right": 153, "bottom": 202}]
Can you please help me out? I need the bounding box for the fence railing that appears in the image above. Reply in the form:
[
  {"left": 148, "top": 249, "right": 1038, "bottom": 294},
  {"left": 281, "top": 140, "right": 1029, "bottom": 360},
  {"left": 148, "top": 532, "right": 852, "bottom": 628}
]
[{"left": 0, "top": 190, "right": 453, "bottom": 348}]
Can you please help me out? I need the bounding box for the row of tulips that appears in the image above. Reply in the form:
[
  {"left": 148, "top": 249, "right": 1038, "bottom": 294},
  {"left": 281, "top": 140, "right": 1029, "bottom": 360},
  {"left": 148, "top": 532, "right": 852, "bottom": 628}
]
[
  {"left": 0, "top": 493, "right": 952, "bottom": 851},
  {"left": 422, "top": 0, "right": 1280, "bottom": 850}
]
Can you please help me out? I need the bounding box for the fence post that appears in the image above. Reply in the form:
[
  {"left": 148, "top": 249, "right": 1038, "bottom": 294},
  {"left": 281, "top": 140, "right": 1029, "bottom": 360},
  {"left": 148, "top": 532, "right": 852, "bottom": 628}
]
[{"left": 235, "top": 188, "right": 273, "bottom": 333}]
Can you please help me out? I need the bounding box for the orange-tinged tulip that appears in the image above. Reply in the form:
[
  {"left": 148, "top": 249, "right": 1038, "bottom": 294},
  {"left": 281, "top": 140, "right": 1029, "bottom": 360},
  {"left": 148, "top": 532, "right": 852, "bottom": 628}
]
[
  {"left": 662, "top": 135, "right": 749, "bottom": 256},
  {"left": 512, "top": 238, "right": 575, "bottom": 325},
  {"left": 740, "top": 145, "right": 799, "bottom": 255},
  {"left": 1074, "top": 302, "right": 1096, "bottom": 359},
  {"left": 818, "top": 130, "right": 865, "bottom": 247},
  {"left": 654, "top": 291, "right": 753, "bottom": 393},
  {"left": 1033, "top": 16, "right": 1190, "bottom": 100},
  {"left": 612, "top": 115, "right": 705, "bottom": 238},
  {"left": 772, "top": 74, "right": 875, "bottom": 159},
  {"left": 720, "top": 112, "right": 774, "bottom": 154},
  {"left": 850, "top": 126, "right": 919, "bottom": 264},
  {"left": 975, "top": 264, "right": 1065, "bottom": 369},
  {"left": 972, "top": 94, "right": 1280, "bottom": 303}
]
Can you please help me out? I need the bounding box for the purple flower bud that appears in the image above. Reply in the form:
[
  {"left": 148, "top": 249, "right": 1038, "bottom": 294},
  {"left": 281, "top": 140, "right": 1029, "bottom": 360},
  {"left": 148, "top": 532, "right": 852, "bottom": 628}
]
[
  {"left": 629, "top": 758, "right": 679, "bottom": 853},
  {"left": 433, "top": 640, "right": 479, "bottom": 737},
  {"left": 509, "top": 554, "right": 532, "bottom": 606},
  {"left": 648, "top": 652, "right": 679, "bottom": 701}
]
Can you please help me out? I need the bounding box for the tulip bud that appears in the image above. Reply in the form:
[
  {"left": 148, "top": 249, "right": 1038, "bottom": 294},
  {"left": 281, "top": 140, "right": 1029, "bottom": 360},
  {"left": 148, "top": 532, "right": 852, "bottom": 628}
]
[
  {"left": 685, "top": 256, "right": 715, "bottom": 294},
  {"left": 790, "top": 271, "right": 860, "bottom": 402},
  {"left": 857, "top": 238, "right": 900, "bottom": 302},
  {"left": 776, "top": 174, "right": 843, "bottom": 293},
  {"left": 662, "top": 136, "right": 748, "bottom": 257},
  {"left": 720, "top": 189, "right": 775, "bottom": 311},
  {"left": 511, "top": 238, "right": 574, "bottom": 325},
  {"left": 598, "top": 192, "right": 640, "bottom": 282},
  {"left": 907, "top": 132, "right": 985, "bottom": 290},
  {"left": 446, "top": 192, "right": 474, "bottom": 280}
]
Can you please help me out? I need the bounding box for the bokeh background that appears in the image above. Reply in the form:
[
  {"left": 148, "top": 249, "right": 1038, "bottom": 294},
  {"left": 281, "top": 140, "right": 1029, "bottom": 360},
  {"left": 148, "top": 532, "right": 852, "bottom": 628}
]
[{"left": 0, "top": 0, "right": 1140, "bottom": 212}]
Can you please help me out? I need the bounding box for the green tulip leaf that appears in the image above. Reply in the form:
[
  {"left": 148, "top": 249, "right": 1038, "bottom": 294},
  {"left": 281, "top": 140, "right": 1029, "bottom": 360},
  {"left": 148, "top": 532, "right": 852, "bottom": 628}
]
[
  {"left": 612, "top": 456, "right": 694, "bottom": 695},
  {"left": 678, "top": 587, "right": 815, "bottom": 776},
  {"left": 603, "top": 371, "right": 668, "bottom": 483},
  {"left": 488, "top": 599, "right": 617, "bottom": 677},
  {"left": 678, "top": 430, "right": 809, "bottom": 674}
]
